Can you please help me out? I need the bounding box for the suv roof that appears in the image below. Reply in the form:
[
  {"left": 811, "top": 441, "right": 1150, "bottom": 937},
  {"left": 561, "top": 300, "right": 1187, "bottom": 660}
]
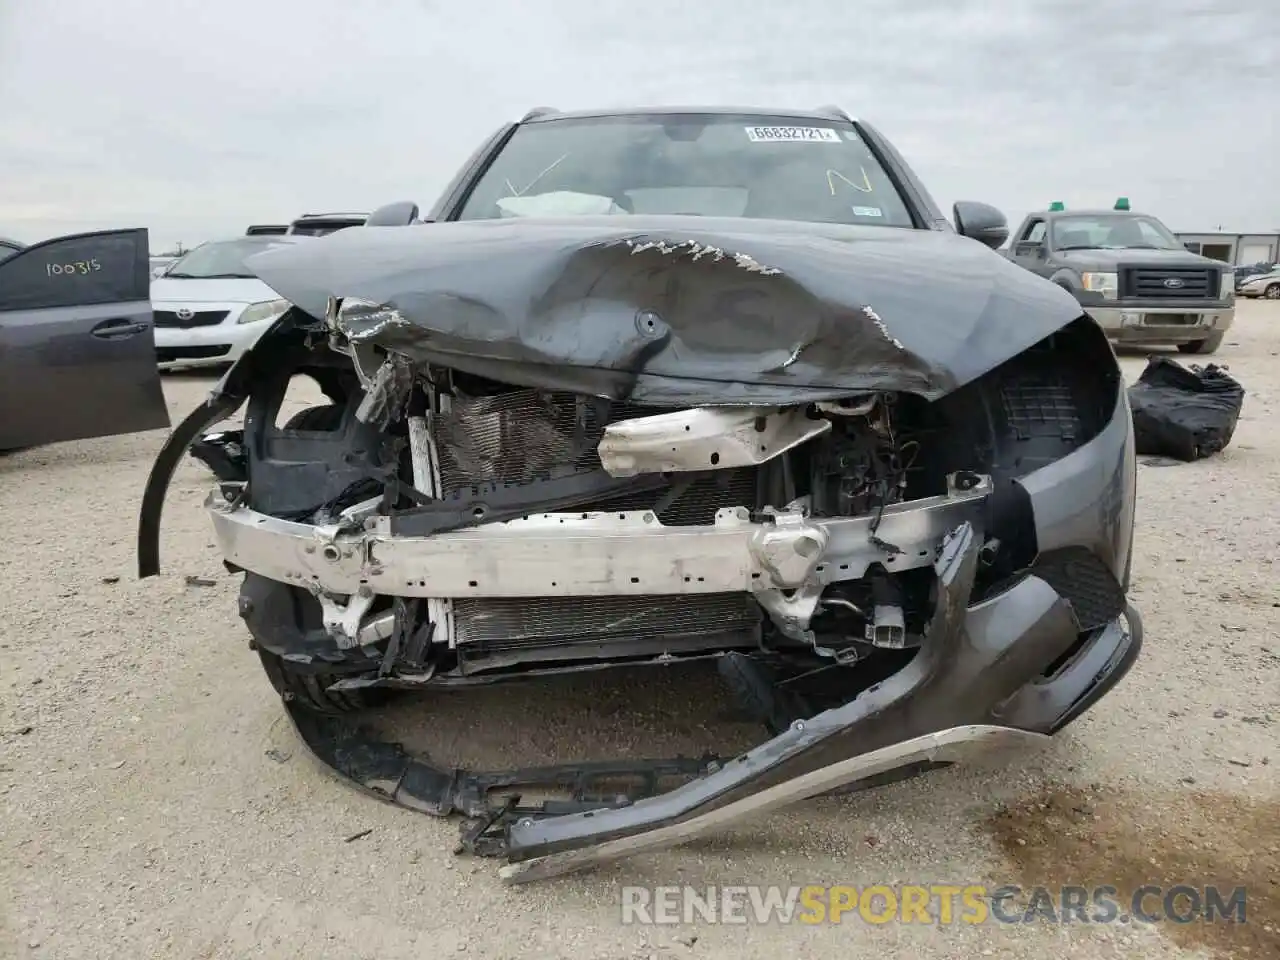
[{"left": 520, "top": 104, "right": 858, "bottom": 124}]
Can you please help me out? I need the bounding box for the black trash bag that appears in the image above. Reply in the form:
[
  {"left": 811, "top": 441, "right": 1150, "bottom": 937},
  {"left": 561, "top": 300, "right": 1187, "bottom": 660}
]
[{"left": 1127, "top": 357, "right": 1245, "bottom": 462}]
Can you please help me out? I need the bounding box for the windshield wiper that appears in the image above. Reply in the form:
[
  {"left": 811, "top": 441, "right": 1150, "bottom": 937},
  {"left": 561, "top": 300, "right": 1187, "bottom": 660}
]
[
  {"left": 163, "top": 272, "right": 196, "bottom": 278},
  {"left": 1056, "top": 244, "right": 1103, "bottom": 251}
]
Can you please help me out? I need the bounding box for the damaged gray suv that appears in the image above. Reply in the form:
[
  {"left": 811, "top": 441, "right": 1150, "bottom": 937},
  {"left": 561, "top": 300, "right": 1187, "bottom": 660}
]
[{"left": 138, "top": 106, "right": 1142, "bottom": 882}]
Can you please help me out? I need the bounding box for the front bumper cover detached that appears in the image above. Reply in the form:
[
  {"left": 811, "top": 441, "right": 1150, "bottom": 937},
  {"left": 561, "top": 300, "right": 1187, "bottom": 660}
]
[
  {"left": 249, "top": 518, "right": 1141, "bottom": 883},
  {"left": 502, "top": 522, "right": 1141, "bottom": 881}
]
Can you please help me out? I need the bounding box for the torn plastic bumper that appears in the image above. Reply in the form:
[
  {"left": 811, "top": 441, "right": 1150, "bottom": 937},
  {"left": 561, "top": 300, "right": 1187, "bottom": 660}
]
[
  {"left": 502, "top": 725, "right": 1049, "bottom": 883},
  {"left": 270, "top": 519, "right": 1141, "bottom": 882},
  {"left": 497, "top": 522, "right": 1142, "bottom": 881}
]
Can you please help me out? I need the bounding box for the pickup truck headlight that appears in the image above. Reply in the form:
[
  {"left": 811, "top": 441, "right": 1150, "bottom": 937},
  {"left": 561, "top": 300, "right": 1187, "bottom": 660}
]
[
  {"left": 1081, "top": 271, "right": 1119, "bottom": 299},
  {"left": 1220, "top": 270, "right": 1235, "bottom": 299},
  {"left": 237, "top": 298, "right": 290, "bottom": 325}
]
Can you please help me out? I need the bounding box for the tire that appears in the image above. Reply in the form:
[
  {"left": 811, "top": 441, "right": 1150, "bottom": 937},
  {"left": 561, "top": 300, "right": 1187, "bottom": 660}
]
[
  {"left": 283, "top": 404, "right": 344, "bottom": 431},
  {"left": 717, "top": 653, "right": 812, "bottom": 735},
  {"left": 1176, "top": 330, "right": 1226, "bottom": 355},
  {"left": 256, "top": 649, "right": 380, "bottom": 715},
  {"left": 1265, "top": 283, "right": 1280, "bottom": 300}
]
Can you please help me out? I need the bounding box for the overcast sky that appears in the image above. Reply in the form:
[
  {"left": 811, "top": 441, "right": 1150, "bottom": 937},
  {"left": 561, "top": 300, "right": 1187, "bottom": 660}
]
[{"left": 1, "top": 0, "right": 1276, "bottom": 250}]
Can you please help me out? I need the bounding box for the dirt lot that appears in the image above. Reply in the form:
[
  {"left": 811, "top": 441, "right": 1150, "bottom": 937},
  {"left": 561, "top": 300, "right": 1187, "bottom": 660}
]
[{"left": 2, "top": 302, "right": 1278, "bottom": 959}]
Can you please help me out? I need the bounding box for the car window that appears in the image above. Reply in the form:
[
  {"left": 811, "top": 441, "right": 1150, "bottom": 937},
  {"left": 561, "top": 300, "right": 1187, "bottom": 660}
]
[
  {"left": 456, "top": 114, "right": 916, "bottom": 228},
  {"left": 1050, "top": 214, "right": 1181, "bottom": 251},
  {"left": 1021, "top": 220, "right": 1046, "bottom": 243},
  {"left": 0, "top": 231, "right": 147, "bottom": 311},
  {"left": 1137, "top": 220, "right": 1172, "bottom": 246}
]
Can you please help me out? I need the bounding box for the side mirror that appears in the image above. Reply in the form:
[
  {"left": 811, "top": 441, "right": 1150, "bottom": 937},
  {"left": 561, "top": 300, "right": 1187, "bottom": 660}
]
[
  {"left": 365, "top": 201, "right": 421, "bottom": 227},
  {"left": 1014, "top": 240, "right": 1047, "bottom": 258},
  {"left": 953, "top": 201, "right": 1009, "bottom": 250}
]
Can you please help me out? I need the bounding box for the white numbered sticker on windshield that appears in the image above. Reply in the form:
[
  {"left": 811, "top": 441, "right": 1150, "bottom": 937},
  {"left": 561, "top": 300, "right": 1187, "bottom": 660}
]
[{"left": 745, "top": 126, "right": 841, "bottom": 143}]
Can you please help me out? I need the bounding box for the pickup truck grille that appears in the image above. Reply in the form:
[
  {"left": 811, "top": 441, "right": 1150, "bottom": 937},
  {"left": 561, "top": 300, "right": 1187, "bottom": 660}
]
[
  {"left": 1120, "top": 266, "right": 1217, "bottom": 300},
  {"left": 153, "top": 309, "right": 229, "bottom": 328}
]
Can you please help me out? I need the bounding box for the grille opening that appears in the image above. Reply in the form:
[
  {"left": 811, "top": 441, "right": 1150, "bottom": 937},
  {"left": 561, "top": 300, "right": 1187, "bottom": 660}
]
[
  {"left": 156, "top": 345, "right": 230, "bottom": 362},
  {"left": 153, "top": 309, "right": 229, "bottom": 328},
  {"left": 1120, "top": 266, "right": 1217, "bottom": 300}
]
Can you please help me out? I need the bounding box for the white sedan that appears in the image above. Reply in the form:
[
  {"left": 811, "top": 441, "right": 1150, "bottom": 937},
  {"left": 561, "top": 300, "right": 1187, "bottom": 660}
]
[{"left": 150, "top": 235, "right": 313, "bottom": 370}]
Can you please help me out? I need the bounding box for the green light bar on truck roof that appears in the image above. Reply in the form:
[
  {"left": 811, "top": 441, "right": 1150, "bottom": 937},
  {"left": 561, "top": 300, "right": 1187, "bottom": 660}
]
[
  {"left": 1114, "top": 197, "right": 1130, "bottom": 210},
  {"left": 1048, "top": 201, "right": 1065, "bottom": 211}
]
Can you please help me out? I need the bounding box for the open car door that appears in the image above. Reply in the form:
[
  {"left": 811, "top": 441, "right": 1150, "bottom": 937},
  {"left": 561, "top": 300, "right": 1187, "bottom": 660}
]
[{"left": 0, "top": 228, "right": 171, "bottom": 450}]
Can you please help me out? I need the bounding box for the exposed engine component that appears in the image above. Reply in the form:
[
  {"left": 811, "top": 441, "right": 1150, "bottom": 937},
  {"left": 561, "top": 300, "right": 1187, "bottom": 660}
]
[
  {"left": 399, "top": 378, "right": 770, "bottom": 667},
  {"left": 328, "top": 374, "right": 933, "bottom": 674},
  {"left": 805, "top": 394, "right": 916, "bottom": 519},
  {"left": 866, "top": 570, "right": 907, "bottom": 648},
  {"left": 428, "top": 380, "right": 760, "bottom": 525},
  {"left": 192, "top": 324, "right": 1125, "bottom": 692}
]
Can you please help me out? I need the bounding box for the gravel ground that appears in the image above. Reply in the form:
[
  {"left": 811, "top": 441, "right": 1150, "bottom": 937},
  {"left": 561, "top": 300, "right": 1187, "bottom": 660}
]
[{"left": 2, "top": 301, "right": 1278, "bottom": 959}]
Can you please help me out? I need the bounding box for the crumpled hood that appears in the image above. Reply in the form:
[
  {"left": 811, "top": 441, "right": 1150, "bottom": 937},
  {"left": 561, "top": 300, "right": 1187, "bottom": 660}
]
[{"left": 245, "top": 216, "right": 1085, "bottom": 404}]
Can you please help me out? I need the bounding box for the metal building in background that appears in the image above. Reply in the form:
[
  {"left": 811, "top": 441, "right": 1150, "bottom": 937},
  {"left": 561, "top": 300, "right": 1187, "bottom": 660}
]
[{"left": 1174, "top": 231, "right": 1280, "bottom": 266}]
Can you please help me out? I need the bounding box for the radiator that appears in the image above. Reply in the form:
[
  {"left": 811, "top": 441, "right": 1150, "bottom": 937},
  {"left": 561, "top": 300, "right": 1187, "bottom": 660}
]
[{"left": 434, "top": 389, "right": 763, "bottom": 656}]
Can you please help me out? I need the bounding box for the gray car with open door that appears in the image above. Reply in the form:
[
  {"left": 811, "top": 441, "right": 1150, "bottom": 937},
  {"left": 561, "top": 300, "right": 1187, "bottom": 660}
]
[{"left": 0, "top": 228, "right": 171, "bottom": 451}]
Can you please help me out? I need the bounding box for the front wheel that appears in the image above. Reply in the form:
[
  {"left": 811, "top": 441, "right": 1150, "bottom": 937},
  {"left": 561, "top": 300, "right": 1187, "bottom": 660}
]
[
  {"left": 1265, "top": 283, "right": 1280, "bottom": 300},
  {"left": 256, "top": 649, "right": 384, "bottom": 715},
  {"left": 1177, "top": 330, "right": 1226, "bottom": 355},
  {"left": 240, "top": 570, "right": 390, "bottom": 716}
]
